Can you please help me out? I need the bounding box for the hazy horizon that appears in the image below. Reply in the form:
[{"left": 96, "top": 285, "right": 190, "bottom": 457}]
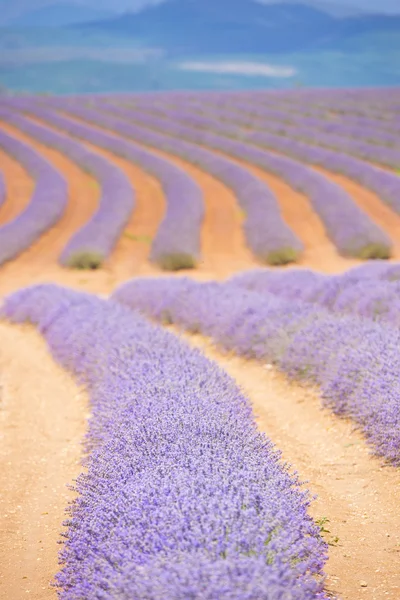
[{"left": 0, "top": 0, "right": 400, "bottom": 26}]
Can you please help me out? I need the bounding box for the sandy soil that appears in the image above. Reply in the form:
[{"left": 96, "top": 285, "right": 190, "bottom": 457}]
[
  {"left": 0, "top": 324, "right": 88, "bottom": 600},
  {"left": 0, "top": 148, "right": 34, "bottom": 226},
  {"left": 182, "top": 332, "right": 400, "bottom": 600},
  {"left": 148, "top": 149, "right": 257, "bottom": 278},
  {"left": 232, "top": 160, "right": 361, "bottom": 273},
  {"left": 0, "top": 121, "right": 99, "bottom": 296},
  {"left": 54, "top": 110, "right": 258, "bottom": 278},
  {"left": 314, "top": 166, "right": 400, "bottom": 260},
  {"left": 1, "top": 116, "right": 400, "bottom": 600}
]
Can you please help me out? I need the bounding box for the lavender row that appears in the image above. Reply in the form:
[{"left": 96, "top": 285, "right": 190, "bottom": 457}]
[
  {"left": 245, "top": 129, "right": 400, "bottom": 212},
  {"left": 167, "top": 96, "right": 400, "bottom": 160},
  {"left": 0, "top": 105, "right": 134, "bottom": 268},
  {"left": 96, "top": 101, "right": 391, "bottom": 260},
  {"left": 158, "top": 100, "right": 400, "bottom": 220},
  {"left": 213, "top": 96, "right": 400, "bottom": 147},
  {"left": 243, "top": 88, "right": 400, "bottom": 120},
  {"left": 0, "top": 171, "right": 5, "bottom": 209},
  {"left": 0, "top": 129, "right": 67, "bottom": 264},
  {"left": 258, "top": 121, "right": 400, "bottom": 169},
  {"left": 51, "top": 99, "right": 302, "bottom": 265},
  {"left": 113, "top": 276, "right": 400, "bottom": 466},
  {"left": 230, "top": 262, "right": 400, "bottom": 326},
  {"left": 212, "top": 95, "right": 400, "bottom": 138},
  {"left": 2, "top": 284, "right": 327, "bottom": 599},
  {"left": 6, "top": 100, "right": 204, "bottom": 271},
  {"left": 287, "top": 116, "right": 400, "bottom": 149},
  {"left": 170, "top": 98, "right": 400, "bottom": 171}
]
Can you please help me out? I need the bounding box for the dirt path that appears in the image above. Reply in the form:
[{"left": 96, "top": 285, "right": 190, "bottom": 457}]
[
  {"left": 314, "top": 166, "right": 400, "bottom": 260},
  {"left": 91, "top": 111, "right": 356, "bottom": 275},
  {"left": 0, "top": 148, "right": 33, "bottom": 226},
  {"left": 0, "top": 323, "right": 88, "bottom": 600},
  {"left": 229, "top": 158, "right": 360, "bottom": 273},
  {"left": 1, "top": 113, "right": 400, "bottom": 600},
  {"left": 207, "top": 141, "right": 398, "bottom": 272},
  {"left": 55, "top": 111, "right": 258, "bottom": 278},
  {"left": 24, "top": 114, "right": 165, "bottom": 287},
  {"left": 88, "top": 115, "right": 361, "bottom": 275},
  {"left": 0, "top": 121, "right": 99, "bottom": 296},
  {"left": 181, "top": 332, "right": 400, "bottom": 600},
  {"left": 149, "top": 149, "right": 257, "bottom": 278}
]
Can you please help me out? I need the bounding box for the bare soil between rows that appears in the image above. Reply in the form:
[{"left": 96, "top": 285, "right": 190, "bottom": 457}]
[
  {"left": 1, "top": 120, "right": 400, "bottom": 600},
  {"left": 179, "top": 332, "right": 400, "bottom": 600}
]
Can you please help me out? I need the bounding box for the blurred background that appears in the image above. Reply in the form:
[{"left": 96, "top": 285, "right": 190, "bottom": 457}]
[{"left": 0, "top": 0, "right": 399, "bottom": 94}]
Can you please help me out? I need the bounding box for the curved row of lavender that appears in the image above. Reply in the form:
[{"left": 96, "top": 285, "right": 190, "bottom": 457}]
[
  {"left": 204, "top": 95, "right": 400, "bottom": 149},
  {"left": 287, "top": 117, "right": 400, "bottom": 150},
  {"left": 288, "top": 118, "right": 399, "bottom": 149},
  {"left": 47, "top": 100, "right": 303, "bottom": 265},
  {"left": 217, "top": 95, "right": 400, "bottom": 140},
  {"left": 246, "top": 129, "right": 400, "bottom": 211},
  {"left": 269, "top": 89, "right": 400, "bottom": 123},
  {"left": 0, "top": 106, "right": 134, "bottom": 269},
  {"left": 112, "top": 276, "right": 400, "bottom": 466},
  {"left": 4, "top": 101, "right": 204, "bottom": 271},
  {"left": 188, "top": 97, "right": 399, "bottom": 169},
  {"left": 93, "top": 101, "right": 392, "bottom": 260},
  {"left": 273, "top": 100, "right": 400, "bottom": 136},
  {"left": 229, "top": 262, "right": 400, "bottom": 326},
  {"left": 1, "top": 284, "right": 327, "bottom": 600},
  {"left": 232, "top": 107, "right": 400, "bottom": 169},
  {"left": 0, "top": 129, "right": 67, "bottom": 264},
  {"left": 143, "top": 100, "right": 400, "bottom": 221},
  {"left": 232, "top": 87, "right": 400, "bottom": 115},
  {"left": 170, "top": 94, "right": 400, "bottom": 149},
  {"left": 0, "top": 171, "right": 5, "bottom": 209}
]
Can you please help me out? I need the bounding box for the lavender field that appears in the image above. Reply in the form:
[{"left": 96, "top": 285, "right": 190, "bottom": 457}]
[{"left": 0, "top": 87, "right": 400, "bottom": 600}]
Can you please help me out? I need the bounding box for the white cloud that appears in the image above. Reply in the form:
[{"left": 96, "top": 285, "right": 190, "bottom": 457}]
[
  {"left": 177, "top": 60, "right": 296, "bottom": 78},
  {"left": 0, "top": 47, "right": 163, "bottom": 65}
]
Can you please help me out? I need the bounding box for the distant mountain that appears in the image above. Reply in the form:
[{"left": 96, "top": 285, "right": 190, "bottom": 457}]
[
  {"left": 257, "top": 0, "right": 370, "bottom": 17},
  {"left": 0, "top": 0, "right": 399, "bottom": 93},
  {"left": 79, "top": 0, "right": 400, "bottom": 56},
  {"left": 3, "top": 3, "right": 114, "bottom": 28}
]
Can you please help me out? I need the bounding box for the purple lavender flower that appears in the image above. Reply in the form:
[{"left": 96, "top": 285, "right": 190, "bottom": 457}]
[
  {"left": 0, "top": 105, "right": 134, "bottom": 268},
  {"left": 0, "top": 98, "right": 204, "bottom": 271},
  {"left": 0, "top": 171, "right": 5, "bottom": 209},
  {"left": 2, "top": 284, "right": 328, "bottom": 599},
  {"left": 95, "top": 101, "right": 391, "bottom": 260},
  {"left": 0, "top": 129, "right": 67, "bottom": 265},
  {"left": 113, "top": 275, "right": 400, "bottom": 465}
]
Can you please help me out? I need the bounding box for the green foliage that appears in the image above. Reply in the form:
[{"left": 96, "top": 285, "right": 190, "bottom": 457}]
[
  {"left": 160, "top": 310, "right": 173, "bottom": 325},
  {"left": 264, "top": 247, "right": 299, "bottom": 266},
  {"left": 157, "top": 253, "right": 196, "bottom": 271},
  {"left": 329, "top": 536, "right": 340, "bottom": 546},
  {"left": 65, "top": 251, "right": 104, "bottom": 270},
  {"left": 316, "top": 516, "right": 330, "bottom": 534},
  {"left": 356, "top": 243, "right": 391, "bottom": 260}
]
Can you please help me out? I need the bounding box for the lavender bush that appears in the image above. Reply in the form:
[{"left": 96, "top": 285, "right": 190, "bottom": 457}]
[
  {"left": 112, "top": 276, "right": 400, "bottom": 466},
  {"left": 0, "top": 106, "right": 134, "bottom": 268},
  {"left": 93, "top": 102, "right": 391, "bottom": 260},
  {"left": 0, "top": 171, "right": 5, "bottom": 209},
  {"left": 1, "top": 284, "right": 327, "bottom": 599},
  {"left": 48, "top": 100, "right": 302, "bottom": 265},
  {"left": 1, "top": 99, "right": 204, "bottom": 271},
  {"left": 0, "top": 129, "right": 67, "bottom": 264},
  {"left": 246, "top": 119, "right": 400, "bottom": 170},
  {"left": 169, "top": 101, "right": 400, "bottom": 217},
  {"left": 199, "top": 97, "right": 400, "bottom": 150},
  {"left": 229, "top": 263, "right": 400, "bottom": 325}
]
